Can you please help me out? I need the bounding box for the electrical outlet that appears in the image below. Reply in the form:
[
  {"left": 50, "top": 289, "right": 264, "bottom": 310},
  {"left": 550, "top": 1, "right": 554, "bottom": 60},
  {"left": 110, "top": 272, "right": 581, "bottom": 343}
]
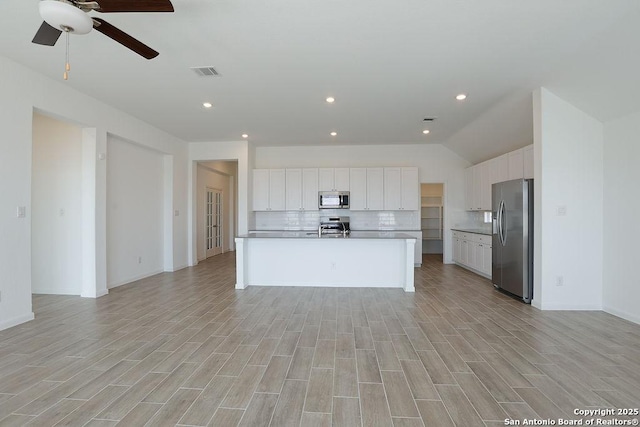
[
  {"left": 556, "top": 276, "right": 564, "bottom": 286},
  {"left": 556, "top": 206, "right": 567, "bottom": 216},
  {"left": 16, "top": 206, "right": 26, "bottom": 218}
]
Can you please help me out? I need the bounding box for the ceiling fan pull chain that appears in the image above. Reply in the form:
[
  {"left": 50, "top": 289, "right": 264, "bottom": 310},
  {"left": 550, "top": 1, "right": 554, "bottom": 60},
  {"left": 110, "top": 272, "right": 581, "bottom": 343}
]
[{"left": 64, "top": 29, "right": 70, "bottom": 80}]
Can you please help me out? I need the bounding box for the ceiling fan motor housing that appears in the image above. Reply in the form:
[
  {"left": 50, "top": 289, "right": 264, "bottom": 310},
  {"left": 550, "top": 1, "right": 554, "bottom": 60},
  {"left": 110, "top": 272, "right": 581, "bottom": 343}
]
[{"left": 39, "top": 0, "right": 93, "bottom": 34}]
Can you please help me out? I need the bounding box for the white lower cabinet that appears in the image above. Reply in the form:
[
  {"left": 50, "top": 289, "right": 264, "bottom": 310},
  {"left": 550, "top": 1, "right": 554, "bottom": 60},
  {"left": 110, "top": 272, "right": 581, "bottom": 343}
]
[{"left": 452, "top": 231, "right": 492, "bottom": 278}]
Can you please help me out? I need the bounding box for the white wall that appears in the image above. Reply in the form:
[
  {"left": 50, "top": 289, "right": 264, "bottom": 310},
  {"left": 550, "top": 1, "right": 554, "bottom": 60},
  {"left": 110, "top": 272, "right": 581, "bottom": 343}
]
[
  {"left": 602, "top": 109, "right": 640, "bottom": 324},
  {"left": 196, "top": 164, "right": 232, "bottom": 260},
  {"left": 188, "top": 141, "right": 250, "bottom": 266},
  {"left": 254, "top": 144, "right": 470, "bottom": 263},
  {"left": 31, "top": 113, "right": 83, "bottom": 295},
  {"left": 0, "top": 55, "right": 188, "bottom": 331},
  {"left": 107, "top": 136, "right": 165, "bottom": 288},
  {"left": 533, "top": 88, "right": 604, "bottom": 310}
]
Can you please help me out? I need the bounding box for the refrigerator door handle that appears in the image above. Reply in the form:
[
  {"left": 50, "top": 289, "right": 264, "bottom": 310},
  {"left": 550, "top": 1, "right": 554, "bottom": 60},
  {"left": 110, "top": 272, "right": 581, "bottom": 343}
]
[
  {"left": 501, "top": 200, "right": 507, "bottom": 246},
  {"left": 498, "top": 200, "right": 506, "bottom": 246}
]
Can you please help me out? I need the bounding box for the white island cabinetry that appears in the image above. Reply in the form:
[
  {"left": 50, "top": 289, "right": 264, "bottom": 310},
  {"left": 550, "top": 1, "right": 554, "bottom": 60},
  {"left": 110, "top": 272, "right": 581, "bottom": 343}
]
[{"left": 235, "top": 232, "right": 416, "bottom": 292}]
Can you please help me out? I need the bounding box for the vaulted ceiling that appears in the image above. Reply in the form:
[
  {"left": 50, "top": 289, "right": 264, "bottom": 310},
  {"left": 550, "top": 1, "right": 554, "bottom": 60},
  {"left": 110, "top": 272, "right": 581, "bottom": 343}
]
[{"left": 1, "top": 0, "right": 639, "bottom": 163}]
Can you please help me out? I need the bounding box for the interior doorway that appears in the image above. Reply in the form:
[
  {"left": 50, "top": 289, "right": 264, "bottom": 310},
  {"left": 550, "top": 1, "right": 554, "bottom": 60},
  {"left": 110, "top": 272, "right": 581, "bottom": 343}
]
[
  {"left": 205, "top": 188, "right": 223, "bottom": 258},
  {"left": 195, "top": 160, "right": 238, "bottom": 263},
  {"left": 421, "top": 183, "right": 444, "bottom": 256}
]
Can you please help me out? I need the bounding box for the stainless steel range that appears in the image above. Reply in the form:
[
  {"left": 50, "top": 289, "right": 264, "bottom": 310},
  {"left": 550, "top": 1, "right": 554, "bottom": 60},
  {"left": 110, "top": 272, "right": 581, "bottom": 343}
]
[{"left": 318, "top": 216, "right": 351, "bottom": 237}]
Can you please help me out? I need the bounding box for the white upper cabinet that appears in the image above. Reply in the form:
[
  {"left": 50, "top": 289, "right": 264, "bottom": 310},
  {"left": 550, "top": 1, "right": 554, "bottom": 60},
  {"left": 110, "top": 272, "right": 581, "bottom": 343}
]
[
  {"left": 383, "top": 168, "right": 402, "bottom": 210},
  {"left": 495, "top": 154, "right": 509, "bottom": 184},
  {"left": 349, "top": 168, "right": 367, "bottom": 210},
  {"left": 508, "top": 149, "right": 524, "bottom": 180},
  {"left": 319, "top": 168, "right": 350, "bottom": 191},
  {"left": 285, "top": 169, "right": 302, "bottom": 211},
  {"left": 254, "top": 165, "right": 418, "bottom": 212},
  {"left": 253, "top": 169, "right": 270, "bottom": 211},
  {"left": 523, "top": 145, "right": 533, "bottom": 179},
  {"left": 479, "top": 161, "right": 492, "bottom": 211},
  {"left": 366, "top": 168, "right": 384, "bottom": 210},
  {"left": 399, "top": 167, "right": 420, "bottom": 211},
  {"left": 382, "top": 167, "right": 419, "bottom": 211},
  {"left": 350, "top": 168, "right": 383, "bottom": 211},
  {"left": 253, "top": 168, "right": 286, "bottom": 211},
  {"left": 465, "top": 145, "right": 534, "bottom": 212},
  {"left": 465, "top": 167, "right": 475, "bottom": 211},
  {"left": 302, "top": 168, "right": 319, "bottom": 210},
  {"left": 286, "top": 168, "right": 319, "bottom": 211}
]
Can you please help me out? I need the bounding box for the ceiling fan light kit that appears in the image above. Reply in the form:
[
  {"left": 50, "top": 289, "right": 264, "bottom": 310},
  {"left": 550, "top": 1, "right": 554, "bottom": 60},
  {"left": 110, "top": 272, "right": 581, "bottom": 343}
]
[
  {"left": 39, "top": 0, "right": 93, "bottom": 34},
  {"left": 32, "top": 0, "right": 175, "bottom": 79}
]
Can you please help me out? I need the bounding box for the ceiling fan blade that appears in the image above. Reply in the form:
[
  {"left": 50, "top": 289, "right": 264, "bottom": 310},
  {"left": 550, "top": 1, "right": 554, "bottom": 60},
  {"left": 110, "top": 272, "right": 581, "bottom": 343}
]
[
  {"left": 94, "top": 0, "right": 174, "bottom": 13},
  {"left": 32, "top": 21, "right": 62, "bottom": 46},
  {"left": 92, "top": 18, "right": 159, "bottom": 59}
]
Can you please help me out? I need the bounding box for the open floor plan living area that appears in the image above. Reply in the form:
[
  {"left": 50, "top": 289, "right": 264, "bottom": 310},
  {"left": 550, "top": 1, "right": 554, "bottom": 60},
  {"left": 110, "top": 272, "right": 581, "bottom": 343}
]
[
  {"left": 2, "top": 1, "right": 640, "bottom": 426},
  {"left": 1, "top": 254, "right": 639, "bottom": 426}
]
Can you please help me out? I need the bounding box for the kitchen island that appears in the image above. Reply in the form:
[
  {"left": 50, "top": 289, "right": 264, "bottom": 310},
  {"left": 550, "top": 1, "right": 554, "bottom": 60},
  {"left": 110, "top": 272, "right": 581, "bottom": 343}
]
[{"left": 234, "top": 231, "right": 416, "bottom": 292}]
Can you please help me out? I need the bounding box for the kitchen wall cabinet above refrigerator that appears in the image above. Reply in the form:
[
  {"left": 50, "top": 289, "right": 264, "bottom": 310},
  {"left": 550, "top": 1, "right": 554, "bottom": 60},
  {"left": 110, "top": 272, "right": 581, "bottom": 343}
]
[{"left": 465, "top": 145, "right": 533, "bottom": 211}]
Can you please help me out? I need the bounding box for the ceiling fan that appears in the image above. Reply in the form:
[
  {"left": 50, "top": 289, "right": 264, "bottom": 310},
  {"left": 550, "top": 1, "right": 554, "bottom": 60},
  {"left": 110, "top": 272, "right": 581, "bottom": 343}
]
[{"left": 32, "top": 0, "right": 174, "bottom": 60}]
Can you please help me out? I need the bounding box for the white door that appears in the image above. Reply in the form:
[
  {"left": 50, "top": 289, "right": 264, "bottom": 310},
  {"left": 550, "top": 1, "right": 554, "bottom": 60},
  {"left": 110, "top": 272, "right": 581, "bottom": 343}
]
[{"left": 206, "top": 188, "right": 223, "bottom": 258}]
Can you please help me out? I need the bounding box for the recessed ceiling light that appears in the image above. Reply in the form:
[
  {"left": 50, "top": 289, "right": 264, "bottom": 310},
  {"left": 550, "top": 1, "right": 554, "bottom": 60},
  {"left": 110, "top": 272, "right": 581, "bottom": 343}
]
[
  {"left": 242, "top": 134, "right": 249, "bottom": 138},
  {"left": 330, "top": 131, "right": 337, "bottom": 136},
  {"left": 422, "top": 130, "right": 430, "bottom": 134},
  {"left": 456, "top": 94, "right": 467, "bottom": 101},
  {"left": 326, "top": 97, "right": 335, "bottom": 103},
  {"left": 202, "top": 102, "right": 212, "bottom": 108}
]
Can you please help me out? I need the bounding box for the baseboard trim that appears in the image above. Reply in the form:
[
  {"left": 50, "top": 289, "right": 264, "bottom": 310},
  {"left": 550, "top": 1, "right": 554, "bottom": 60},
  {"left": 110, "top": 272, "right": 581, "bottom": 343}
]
[
  {"left": 0, "top": 312, "right": 35, "bottom": 331},
  {"left": 172, "top": 264, "right": 188, "bottom": 272},
  {"left": 32, "top": 289, "right": 80, "bottom": 296},
  {"left": 538, "top": 302, "right": 603, "bottom": 311},
  {"left": 81, "top": 289, "right": 109, "bottom": 298},
  {"left": 108, "top": 270, "right": 164, "bottom": 289},
  {"left": 603, "top": 305, "right": 640, "bottom": 325}
]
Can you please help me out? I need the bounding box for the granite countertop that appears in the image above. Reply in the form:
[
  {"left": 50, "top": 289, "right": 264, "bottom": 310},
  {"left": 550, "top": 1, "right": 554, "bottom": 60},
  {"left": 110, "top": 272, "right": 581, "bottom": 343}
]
[
  {"left": 451, "top": 228, "right": 493, "bottom": 236},
  {"left": 238, "top": 231, "right": 417, "bottom": 240}
]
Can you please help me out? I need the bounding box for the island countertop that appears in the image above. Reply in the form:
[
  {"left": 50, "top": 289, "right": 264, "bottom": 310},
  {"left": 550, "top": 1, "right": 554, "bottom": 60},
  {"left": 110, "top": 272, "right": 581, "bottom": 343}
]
[{"left": 239, "top": 231, "right": 418, "bottom": 239}]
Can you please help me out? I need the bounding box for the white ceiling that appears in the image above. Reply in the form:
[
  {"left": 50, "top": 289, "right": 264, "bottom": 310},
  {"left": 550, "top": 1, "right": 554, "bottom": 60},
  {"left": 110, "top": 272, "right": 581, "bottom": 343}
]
[{"left": 1, "top": 0, "right": 640, "bottom": 163}]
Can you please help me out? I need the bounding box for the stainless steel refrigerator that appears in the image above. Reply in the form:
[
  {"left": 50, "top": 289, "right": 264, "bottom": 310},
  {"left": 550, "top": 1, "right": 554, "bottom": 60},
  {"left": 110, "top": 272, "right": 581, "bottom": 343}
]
[{"left": 492, "top": 179, "right": 533, "bottom": 303}]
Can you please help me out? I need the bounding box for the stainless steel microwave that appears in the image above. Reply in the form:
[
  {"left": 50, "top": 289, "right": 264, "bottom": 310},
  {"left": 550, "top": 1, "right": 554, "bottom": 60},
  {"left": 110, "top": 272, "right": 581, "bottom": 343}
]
[{"left": 318, "top": 191, "right": 350, "bottom": 209}]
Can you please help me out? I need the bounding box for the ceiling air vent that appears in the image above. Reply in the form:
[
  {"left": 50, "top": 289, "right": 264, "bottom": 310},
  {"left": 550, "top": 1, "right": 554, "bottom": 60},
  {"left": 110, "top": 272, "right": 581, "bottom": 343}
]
[{"left": 191, "top": 66, "right": 221, "bottom": 77}]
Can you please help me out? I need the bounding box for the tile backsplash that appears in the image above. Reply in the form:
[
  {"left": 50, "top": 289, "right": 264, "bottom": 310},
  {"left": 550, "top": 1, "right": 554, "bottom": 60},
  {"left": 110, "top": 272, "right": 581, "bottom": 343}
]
[{"left": 252, "top": 210, "right": 419, "bottom": 231}]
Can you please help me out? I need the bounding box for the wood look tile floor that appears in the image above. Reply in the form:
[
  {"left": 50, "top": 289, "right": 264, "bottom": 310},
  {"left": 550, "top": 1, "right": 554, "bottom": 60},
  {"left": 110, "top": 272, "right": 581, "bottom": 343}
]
[{"left": 1, "top": 253, "right": 639, "bottom": 426}]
